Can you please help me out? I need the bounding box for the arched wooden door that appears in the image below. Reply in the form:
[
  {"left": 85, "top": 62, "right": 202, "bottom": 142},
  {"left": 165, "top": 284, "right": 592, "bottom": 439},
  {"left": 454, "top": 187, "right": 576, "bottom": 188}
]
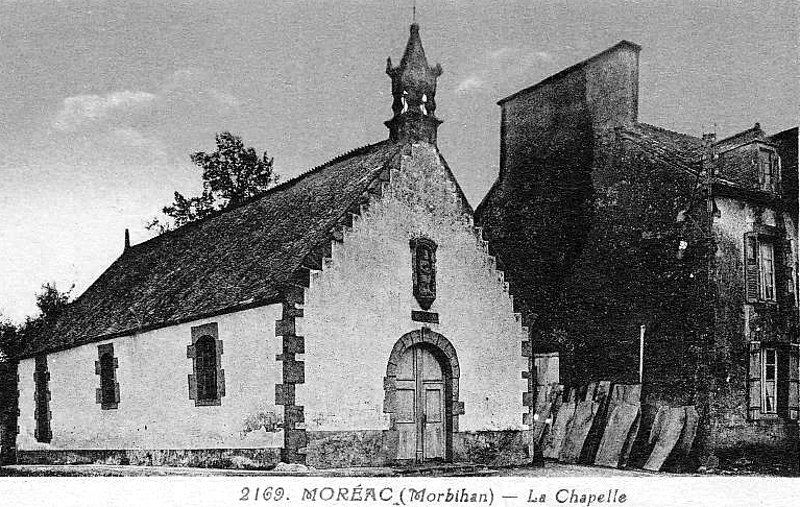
[{"left": 395, "top": 345, "right": 445, "bottom": 461}]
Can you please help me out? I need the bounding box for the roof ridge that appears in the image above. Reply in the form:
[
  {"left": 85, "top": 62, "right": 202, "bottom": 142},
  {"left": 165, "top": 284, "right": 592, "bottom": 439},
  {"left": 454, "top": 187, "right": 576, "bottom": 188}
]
[
  {"left": 714, "top": 123, "right": 761, "bottom": 145},
  {"left": 634, "top": 122, "right": 703, "bottom": 142},
  {"left": 128, "top": 140, "right": 393, "bottom": 252}
]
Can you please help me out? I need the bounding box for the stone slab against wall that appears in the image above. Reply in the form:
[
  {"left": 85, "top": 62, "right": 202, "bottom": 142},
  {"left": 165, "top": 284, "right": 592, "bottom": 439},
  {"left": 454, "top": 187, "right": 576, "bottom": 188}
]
[
  {"left": 543, "top": 401, "right": 576, "bottom": 459},
  {"left": 643, "top": 407, "right": 686, "bottom": 471},
  {"left": 559, "top": 401, "right": 599, "bottom": 463},
  {"left": 594, "top": 403, "right": 640, "bottom": 468}
]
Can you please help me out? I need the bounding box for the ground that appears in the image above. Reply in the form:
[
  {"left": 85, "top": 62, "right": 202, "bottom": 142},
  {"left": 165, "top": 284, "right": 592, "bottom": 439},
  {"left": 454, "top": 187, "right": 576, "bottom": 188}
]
[{"left": 0, "top": 462, "right": 670, "bottom": 477}]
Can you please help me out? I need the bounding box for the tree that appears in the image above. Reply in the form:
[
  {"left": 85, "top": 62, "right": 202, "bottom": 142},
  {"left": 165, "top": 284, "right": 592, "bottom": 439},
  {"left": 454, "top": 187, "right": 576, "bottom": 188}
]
[
  {"left": 147, "top": 132, "right": 277, "bottom": 232},
  {"left": 0, "top": 317, "right": 19, "bottom": 362},
  {"left": 0, "top": 283, "right": 73, "bottom": 360}
]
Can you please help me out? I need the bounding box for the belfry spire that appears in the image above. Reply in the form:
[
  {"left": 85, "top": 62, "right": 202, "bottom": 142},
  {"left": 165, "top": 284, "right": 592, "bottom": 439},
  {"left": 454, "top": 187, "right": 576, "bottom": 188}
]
[{"left": 385, "top": 23, "right": 443, "bottom": 144}]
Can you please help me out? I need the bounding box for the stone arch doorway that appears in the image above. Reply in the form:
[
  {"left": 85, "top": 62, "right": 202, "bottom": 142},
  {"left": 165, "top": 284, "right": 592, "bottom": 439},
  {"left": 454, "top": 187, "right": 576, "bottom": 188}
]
[{"left": 384, "top": 329, "right": 463, "bottom": 462}]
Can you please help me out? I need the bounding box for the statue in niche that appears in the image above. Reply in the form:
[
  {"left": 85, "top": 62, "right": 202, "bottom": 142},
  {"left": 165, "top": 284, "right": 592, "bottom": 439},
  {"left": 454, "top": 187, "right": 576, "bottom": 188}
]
[{"left": 411, "top": 237, "right": 437, "bottom": 310}]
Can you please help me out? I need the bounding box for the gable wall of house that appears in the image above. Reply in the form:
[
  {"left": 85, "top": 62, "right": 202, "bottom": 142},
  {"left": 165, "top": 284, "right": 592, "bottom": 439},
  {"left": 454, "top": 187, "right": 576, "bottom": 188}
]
[
  {"left": 296, "top": 143, "right": 529, "bottom": 455},
  {"left": 707, "top": 195, "right": 799, "bottom": 458},
  {"left": 16, "top": 304, "right": 283, "bottom": 452}
]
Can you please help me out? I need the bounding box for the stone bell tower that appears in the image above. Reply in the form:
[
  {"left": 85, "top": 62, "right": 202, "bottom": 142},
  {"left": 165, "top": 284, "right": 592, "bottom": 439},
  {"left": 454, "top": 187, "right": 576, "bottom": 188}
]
[{"left": 385, "top": 23, "right": 443, "bottom": 144}]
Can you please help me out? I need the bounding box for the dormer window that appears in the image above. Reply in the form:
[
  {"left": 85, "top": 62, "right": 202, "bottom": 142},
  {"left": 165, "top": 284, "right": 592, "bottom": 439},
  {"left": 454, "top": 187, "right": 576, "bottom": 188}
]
[{"left": 758, "top": 148, "right": 779, "bottom": 193}]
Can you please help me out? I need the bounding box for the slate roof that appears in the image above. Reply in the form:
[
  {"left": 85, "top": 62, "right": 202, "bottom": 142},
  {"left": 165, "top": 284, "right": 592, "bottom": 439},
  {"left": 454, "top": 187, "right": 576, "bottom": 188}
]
[
  {"left": 619, "top": 123, "right": 705, "bottom": 174},
  {"left": 21, "top": 140, "right": 403, "bottom": 358},
  {"left": 713, "top": 123, "right": 773, "bottom": 152}
]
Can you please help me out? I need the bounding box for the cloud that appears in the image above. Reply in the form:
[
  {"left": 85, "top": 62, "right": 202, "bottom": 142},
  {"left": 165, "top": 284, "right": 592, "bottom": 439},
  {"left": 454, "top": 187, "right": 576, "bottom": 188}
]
[
  {"left": 456, "top": 47, "right": 553, "bottom": 94},
  {"left": 162, "top": 68, "right": 242, "bottom": 109},
  {"left": 51, "top": 69, "right": 242, "bottom": 135},
  {"left": 52, "top": 91, "right": 157, "bottom": 131}
]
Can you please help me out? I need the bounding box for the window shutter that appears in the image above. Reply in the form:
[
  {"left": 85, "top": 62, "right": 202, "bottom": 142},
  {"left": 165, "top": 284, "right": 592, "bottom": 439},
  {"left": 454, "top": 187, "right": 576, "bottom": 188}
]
[
  {"left": 748, "top": 341, "right": 762, "bottom": 419},
  {"left": 744, "top": 233, "right": 760, "bottom": 303},
  {"left": 779, "top": 239, "right": 795, "bottom": 308},
  {"left": 778, "top": 348, "right": 790, "bottom": 418},
  {"left": 789, "top": 345, "right": 799, "bottom": 421}
]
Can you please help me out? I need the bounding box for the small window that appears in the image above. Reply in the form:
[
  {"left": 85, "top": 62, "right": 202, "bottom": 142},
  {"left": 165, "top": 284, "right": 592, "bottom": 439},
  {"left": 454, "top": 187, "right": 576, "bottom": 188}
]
[
  {"left": 195, "top": 336, "right": 218, "bottom": 402},
  {"left": 759, "top": 242, "right": 776, "bottom": 302},
  {"left": 762, "top": 348, "right": 778, "bottom": 414},
  {"left": 188, "top": 322, "right": 225, "bottom": 406},
  {"left": 745, "top": 234, "right": 778, "bottom": 304},
  {"left": 34, "top": 355, "right": 52, "bottom": 443},
  {"left": 758, "top": 149, "right": 779, "bottom": 193},
  {"left": 95, "top": 343, "right": 120, "bottom": 410}
]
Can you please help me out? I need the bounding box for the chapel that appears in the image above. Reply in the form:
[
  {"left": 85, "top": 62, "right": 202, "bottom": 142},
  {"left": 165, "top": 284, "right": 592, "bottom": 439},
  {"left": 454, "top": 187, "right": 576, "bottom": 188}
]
[{"left": 6, "top": 23, "right": 532, "bottom": 467}]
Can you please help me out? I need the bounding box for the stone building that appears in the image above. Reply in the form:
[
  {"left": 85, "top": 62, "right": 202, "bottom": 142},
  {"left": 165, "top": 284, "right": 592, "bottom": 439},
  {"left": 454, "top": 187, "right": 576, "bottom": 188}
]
[
  {"left": 1, "top": 24, "right": 532, "bottom": 467},
  {"left": 476, "top": 41, "right": 799, "bottom": 469}
]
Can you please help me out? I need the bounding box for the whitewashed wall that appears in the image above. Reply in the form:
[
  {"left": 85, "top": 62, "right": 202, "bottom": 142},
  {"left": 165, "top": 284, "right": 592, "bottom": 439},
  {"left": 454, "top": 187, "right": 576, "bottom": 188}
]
[
  {"left": 298, "top": 142, "right": 529, "bottom": 433},
  {"left": 17, "top": 304, "right": 283, "bottom": 451}
]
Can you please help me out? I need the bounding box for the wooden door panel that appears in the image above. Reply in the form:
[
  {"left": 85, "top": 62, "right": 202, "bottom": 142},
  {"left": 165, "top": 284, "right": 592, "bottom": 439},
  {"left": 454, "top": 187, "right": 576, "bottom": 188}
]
[
  {"left": 424, "top": 386, "right": 444, "bottom": 459},
  {"left": 393, "top": 345, "right": 447, "bottom": 461},
  {"left": 425, "top": 387, "right": 442, "bottom": 422}
]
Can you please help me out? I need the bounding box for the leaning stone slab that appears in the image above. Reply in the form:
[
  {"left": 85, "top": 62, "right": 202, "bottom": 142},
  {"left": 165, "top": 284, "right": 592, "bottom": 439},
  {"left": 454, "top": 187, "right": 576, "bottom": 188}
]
[
  {"left": 643, "top": 407, "right": 686, "bottom": 471},
  {"left": 580, "top": 381, "right": 613, "bottom": 463},
  {"left": 532, "top": 384, "right": 563, "bottom": 446},
  {"left": 594, "top": 402, "right": 640, "bottom": 468},
  {"left": 543, "top": 399, "right": 576, "bottom": 460},
  {"left": 675, "top": 406, "right": 699, "bottom": 456},
  {"left": 560, "top": 400, "right": 599, "bottom": 463},
  {"left": 611, "top": 383, "right": 642, "bottom": 405}
]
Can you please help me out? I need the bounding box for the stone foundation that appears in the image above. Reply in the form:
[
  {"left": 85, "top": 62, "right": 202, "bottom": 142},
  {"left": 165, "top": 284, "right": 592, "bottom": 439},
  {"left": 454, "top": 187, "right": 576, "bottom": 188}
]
[
  {"left": 305, "top": 429, "right": 531, "bottom": 468},
  {"left": 17, "top": 448, "right": 281, "bottom": 469}
]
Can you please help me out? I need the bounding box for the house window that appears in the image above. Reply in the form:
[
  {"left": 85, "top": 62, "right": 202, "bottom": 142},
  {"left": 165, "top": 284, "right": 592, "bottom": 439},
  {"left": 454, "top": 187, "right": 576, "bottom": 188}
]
[
  {"left": 187, "top": 322, "right": 225, "bottom": 406},
  {"left": 759, "top": 241, "right": 776, "bottom": 302},
  {"left": 758, "top": 149, "right": 779, "bottom": 193},
  {"left": 745, "top": 233, "right": 778, "bottom": 304},
  {"left": 748, "top": 342, "right": 799, "bottom": 420},
  {"left": 95, "top": 343, "right": 120, "bottom": 410},
  {"left": 762, "top": 348, "right": 778, "bottom": 413}
]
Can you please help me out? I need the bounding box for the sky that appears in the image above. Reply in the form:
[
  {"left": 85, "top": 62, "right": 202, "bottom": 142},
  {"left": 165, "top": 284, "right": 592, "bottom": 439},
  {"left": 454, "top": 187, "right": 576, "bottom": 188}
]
[{"left": 0, "top": 0, "right": 797, "bottom": 323}]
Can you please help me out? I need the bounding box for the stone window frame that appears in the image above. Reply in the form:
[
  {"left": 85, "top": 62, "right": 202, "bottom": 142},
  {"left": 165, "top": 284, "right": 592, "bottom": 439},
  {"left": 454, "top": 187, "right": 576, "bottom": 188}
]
[
  {"left": 95, "top": 343, "right": 120, "bottom": 410},
  {"left": 187, "top": 322, "right": 225, "bottom": 407},
  {"left": 33, "top": 355, "right": 52, "bottom": 443}
]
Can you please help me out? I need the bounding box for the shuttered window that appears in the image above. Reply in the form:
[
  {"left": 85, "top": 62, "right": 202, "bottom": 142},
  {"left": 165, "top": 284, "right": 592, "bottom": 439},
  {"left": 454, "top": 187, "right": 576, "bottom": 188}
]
[
  {"left": 745, "top": 233, "right": 778, "bottom": 304},
  {"left": 749, "top": 341, "right": 799, "bottom": 421},
  {"left": 758, "top": 149, "right": 779, "bottom": 193}
]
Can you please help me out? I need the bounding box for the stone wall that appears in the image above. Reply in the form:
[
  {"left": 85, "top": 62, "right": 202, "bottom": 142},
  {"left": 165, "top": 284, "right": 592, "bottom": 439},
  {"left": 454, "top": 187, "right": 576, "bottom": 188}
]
[
  {"left": 16, "top": 304, "right": 283, "bottom": 453},
  {"left": 297, "top": 142, "right": 529, "bottom": 464},
  {"left": 705, "top": 197, "right": 799, "bottom": 468}
]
